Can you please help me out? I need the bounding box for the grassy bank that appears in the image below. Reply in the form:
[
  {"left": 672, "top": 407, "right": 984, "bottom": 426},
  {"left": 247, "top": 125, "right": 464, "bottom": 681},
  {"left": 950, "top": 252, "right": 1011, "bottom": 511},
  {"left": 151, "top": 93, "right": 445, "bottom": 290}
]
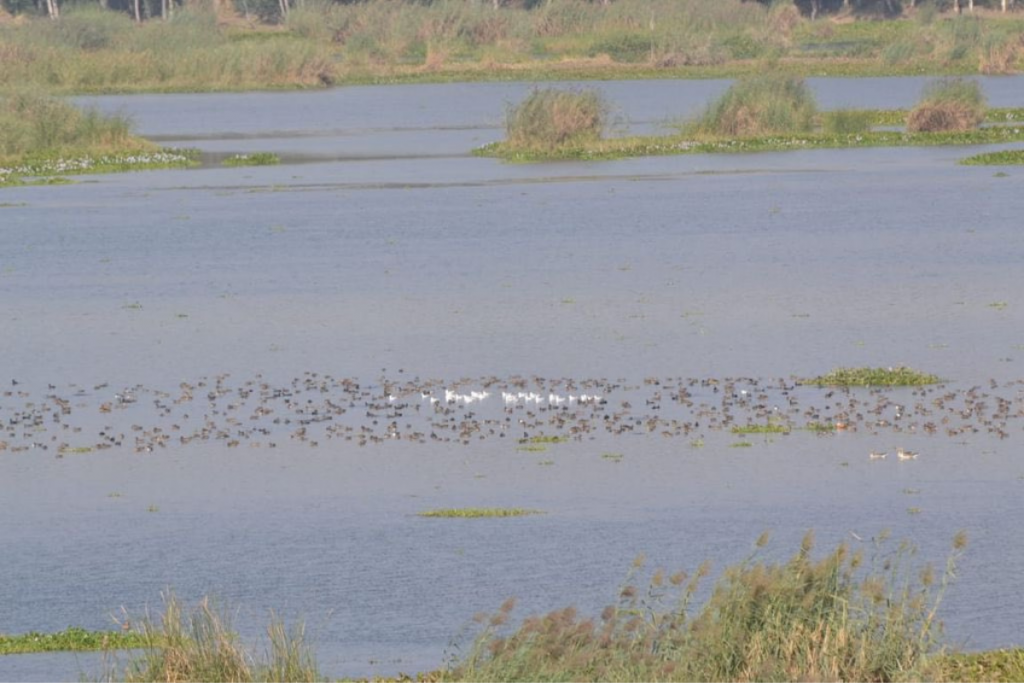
[
  {"left": 1, "top": 1, "right": 1024, "bottom": 93},
  {"left": 0, "top": 90, "right": 196, "bottom": 186}
]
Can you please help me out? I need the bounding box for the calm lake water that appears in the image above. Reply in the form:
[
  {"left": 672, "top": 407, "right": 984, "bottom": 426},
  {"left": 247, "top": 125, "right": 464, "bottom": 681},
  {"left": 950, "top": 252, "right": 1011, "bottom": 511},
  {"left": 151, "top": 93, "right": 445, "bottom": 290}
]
[{"left": 2, "top": 77, "right": 1024, "bottom": 681}]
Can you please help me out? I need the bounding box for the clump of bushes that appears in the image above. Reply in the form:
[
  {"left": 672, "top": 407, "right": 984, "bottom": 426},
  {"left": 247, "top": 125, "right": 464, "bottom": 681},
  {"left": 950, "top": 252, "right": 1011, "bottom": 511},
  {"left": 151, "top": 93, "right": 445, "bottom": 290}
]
[
  {"left": 0, "top": 89, "right": 140, "bottom": 160},
  {"left": 907, "top": 77, "right": 987, "bottom": 133},
  {"left": 505, "top": 88, "right": 607, "bottom": 151},
  {"left": 687, "top": 74, "right": 818, "bottom": 137},
  {"left": 821, "top": 108, "right": 873, "bottom": 135},
  {"left": 451, "top": 530, "right": 966, "bottom": 682}
]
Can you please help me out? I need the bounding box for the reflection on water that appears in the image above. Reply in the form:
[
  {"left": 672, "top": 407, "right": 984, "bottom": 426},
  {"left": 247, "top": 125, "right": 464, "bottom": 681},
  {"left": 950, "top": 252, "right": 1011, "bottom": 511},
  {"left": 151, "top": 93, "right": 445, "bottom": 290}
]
[{"left": 3, "top": 77, "right": 1024, "bottom": 680}]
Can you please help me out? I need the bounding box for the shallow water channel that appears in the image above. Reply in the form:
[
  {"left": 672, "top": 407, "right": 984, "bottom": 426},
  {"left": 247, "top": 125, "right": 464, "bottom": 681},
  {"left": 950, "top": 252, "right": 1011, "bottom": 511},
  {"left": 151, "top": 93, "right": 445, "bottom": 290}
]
[{"left": 2, "top": 77, "right": 1024, "bottom": 680}]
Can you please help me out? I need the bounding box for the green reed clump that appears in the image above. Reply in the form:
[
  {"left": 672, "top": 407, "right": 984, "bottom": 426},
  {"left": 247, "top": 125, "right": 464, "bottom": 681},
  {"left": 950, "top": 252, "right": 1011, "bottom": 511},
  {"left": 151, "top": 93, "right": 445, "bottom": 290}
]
[
  {"left": 505, "top": 88, "right": 607, "bottom": 152},
  {"left": 119, "top": 592, "right": 319, "bottom": 683},
  {"left": 0, "top": 89, "right": 139, "bottom": 160},
  {"left": 806, "top": 366, "right": 942, "bottom": 387},
  {"left": 821, "top": 108, "right": 874, "bottom": 135},
  {"left": 450, "top": 530, "right": 966, "bottom": 682},
  {"left": 687, "top": 75, "right": 818, "bottom": 138},
  {"left": 907, "top": 77, "right": 987, "bottom": 133}
]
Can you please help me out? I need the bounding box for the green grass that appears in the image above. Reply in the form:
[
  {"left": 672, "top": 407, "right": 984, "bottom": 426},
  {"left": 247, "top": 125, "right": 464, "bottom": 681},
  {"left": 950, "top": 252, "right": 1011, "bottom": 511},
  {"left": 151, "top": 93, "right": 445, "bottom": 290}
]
[
  {"left": 449, "top": 530, "right": 968, "bottom": 683},
  {"left": 417, "top": 508, "right": 544, "bottom": 519},
  {"left": 804, "top": 366, "right": 942, "bottom": 387},
  {"left": 938, "top": 648, "right": 1024, "bottom": 682},
  {"left": 522, "top": 435, "right": 568, "bottom": 445},
  {"left": 730, "top": 423, "right": 790, "bottom": 435},
  {"left": 0, "top": 91, "right": 198, "bottom": 186},
  {"left": 222, "top": 152, "right": 281, "bottom": 167},
  {"left": 116, "top": 592, "right": 319, "bottom": 683},
  {"left": 479, "top": 113, "right": 1024, "bottom": 162},
  {"left": 821, "top": 108, "right": 874, "bottom": 135},
  {"left": 908, "top": 77, "right": 987, "bottom": 133},
  {"left": 2, "top": 3, "right": 1024, "bottom": 94},
  {"left": 0, "top": 627, "right": 150, "bottom": 655},
  {"left": 505, "top": 88, "right": 606, "bottom": 154},
  {"left": 686, "top": 74, "right": 818, "bottom": 138},
  {"left": 960, "top": 149, "right": 1024, "bottom": 165}
]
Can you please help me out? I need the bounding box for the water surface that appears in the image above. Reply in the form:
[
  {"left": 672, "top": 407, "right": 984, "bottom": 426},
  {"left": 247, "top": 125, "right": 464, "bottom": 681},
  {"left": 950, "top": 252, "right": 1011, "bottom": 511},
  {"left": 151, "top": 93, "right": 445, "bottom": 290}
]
[{"left": 3, "top": 77, "right": 1024, "bottom": 680}]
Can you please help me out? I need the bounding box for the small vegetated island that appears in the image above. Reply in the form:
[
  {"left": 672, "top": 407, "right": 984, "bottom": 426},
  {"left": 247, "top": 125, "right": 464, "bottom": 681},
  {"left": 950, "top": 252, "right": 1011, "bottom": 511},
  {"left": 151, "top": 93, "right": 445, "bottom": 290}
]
[
  {"left": 0, "top": 90, "right": 197, "bottom": 186},
  {"left": 479, "top": 74, "right": 1024, "bottom": 161}
]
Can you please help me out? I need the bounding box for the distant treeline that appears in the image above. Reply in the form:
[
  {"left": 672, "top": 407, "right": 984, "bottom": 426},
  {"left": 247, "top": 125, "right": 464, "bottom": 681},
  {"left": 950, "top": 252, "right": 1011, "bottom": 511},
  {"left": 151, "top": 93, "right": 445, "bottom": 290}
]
[{"left": 3, "top": 0, "right": 1019, "bottom": 24}]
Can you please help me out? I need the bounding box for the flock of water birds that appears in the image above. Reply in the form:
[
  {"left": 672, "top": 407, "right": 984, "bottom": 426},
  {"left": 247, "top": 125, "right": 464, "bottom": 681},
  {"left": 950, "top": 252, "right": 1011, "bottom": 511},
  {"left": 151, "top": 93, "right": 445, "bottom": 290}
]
[{"left": 2, "top": 372, "right": 1023, "bottom": 458}]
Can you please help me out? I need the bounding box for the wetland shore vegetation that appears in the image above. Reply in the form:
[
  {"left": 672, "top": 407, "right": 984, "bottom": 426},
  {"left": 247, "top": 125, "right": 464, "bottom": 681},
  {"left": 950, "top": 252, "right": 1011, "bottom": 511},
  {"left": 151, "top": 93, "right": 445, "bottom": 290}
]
[
  {"left": 480, "top": 76, "right": 1024, "bottom": 161},
  {"left": 8, "top": 533, "right": 1024, "bottom": 682},
  {"left": 0, "top": 89, "right": 196, "bottom": 186},
  {"left": 1, "top": 1, "right": 1024, "bottom": 94}
]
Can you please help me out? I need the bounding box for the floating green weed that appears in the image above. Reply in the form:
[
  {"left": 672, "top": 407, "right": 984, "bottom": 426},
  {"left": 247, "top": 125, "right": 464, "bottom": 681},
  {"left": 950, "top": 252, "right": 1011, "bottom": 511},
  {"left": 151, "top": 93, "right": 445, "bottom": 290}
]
[
  {"left": 729, "top": 440, "right": 753, "bottom": 448},
  {"left": 0, "top": 627, "right": 149, "bottom": 655},
  {"left": 961, "top": 149, "right": 1024, "bottom": 166},
  {"left": 222, "top": 152, "right": 280, "bottom": 167},
  {"left": 418, "top": 508, "right": 544, "bottom": 518},
  {"left": 523, "top": 435, "right": 567, "bottom": 445},
  {"left": 731, "top": 423, "right": 789, "bottom": 435},
  {"left": 805, "top": 366, "right": 941, "bottom": 387},
  {"left": 601, "top": 452, "right": 624, "bottom": 462}
]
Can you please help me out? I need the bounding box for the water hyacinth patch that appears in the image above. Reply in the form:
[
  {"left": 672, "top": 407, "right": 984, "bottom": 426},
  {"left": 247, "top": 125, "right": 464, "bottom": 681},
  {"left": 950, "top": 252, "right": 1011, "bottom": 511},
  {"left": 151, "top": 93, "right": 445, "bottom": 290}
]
[
  {"left": 417, "top": 508, "right": 544, "bottom": 518},
  {"left": 222, "top": 152, "right": 281, "bottom": 167},
  {"left": 0, "top": 150, "right": 198, "bottom": 187}
]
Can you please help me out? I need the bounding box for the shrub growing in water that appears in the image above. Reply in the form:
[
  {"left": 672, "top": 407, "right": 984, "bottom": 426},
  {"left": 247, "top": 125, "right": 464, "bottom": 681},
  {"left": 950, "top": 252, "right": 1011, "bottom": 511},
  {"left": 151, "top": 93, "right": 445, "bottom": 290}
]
[
  {"left": 0, "top": 89, "right": 136, "bottom": 159},
  {"left": 907, "top": 77, "right": 986, "bottom": 133},
  {"left": 505, "top": 88, "right": 607, "bottom": 151},
  {"left": 688, "top": 74, "right": 818, "bottom": 137}
]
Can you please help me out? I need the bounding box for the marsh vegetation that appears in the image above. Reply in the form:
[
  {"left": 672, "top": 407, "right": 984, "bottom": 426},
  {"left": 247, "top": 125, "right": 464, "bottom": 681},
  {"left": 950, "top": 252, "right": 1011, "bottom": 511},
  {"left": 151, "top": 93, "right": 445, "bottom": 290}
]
[
  {"left": 483, "top": 76, "right": 1024, "bottom": 161},
  {"left": 0, "top": 90, "right": 194, "bottom": 185},
  {"left": 1, "top": 1, "right": 1024, "bottom": 92}
]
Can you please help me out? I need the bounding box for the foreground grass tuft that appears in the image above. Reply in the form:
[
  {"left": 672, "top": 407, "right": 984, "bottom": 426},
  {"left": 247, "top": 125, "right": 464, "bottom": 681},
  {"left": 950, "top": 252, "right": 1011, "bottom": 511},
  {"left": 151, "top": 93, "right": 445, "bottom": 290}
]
[
  {"left": 118, "top": 592, "right": 319, "bottom": 683},
  {"left": 450, "top": 530, "right": 967, "bottom": 682},
  {"left": 505, "top": 88, "right": 607, "bottom": 153},
  {"left": 0, "top": 627, "right": 149, "bottom": 655},
  {"left": 805, "top": 366, "right": 942, "bottom": 387}
]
